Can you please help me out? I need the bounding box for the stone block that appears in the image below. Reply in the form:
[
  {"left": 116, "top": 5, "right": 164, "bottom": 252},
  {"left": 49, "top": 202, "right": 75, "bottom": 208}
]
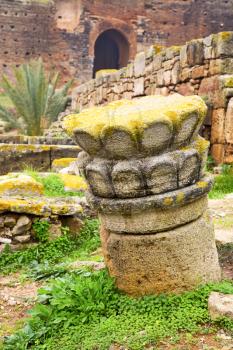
[
  {"left": 133, "top": 77, "right": 145, "bottom": 96},
  {"left": 180, "top": 45, "right": 188, "bottom": 67},
  {"left": 153, "top": 54, "right": 163, "bottom": 70},
  {"left": 171, "top": 62, "right": 181, "bottom": 84},
  {"left": 143, "top": 154, "right": 177, "bottom": 194},
  {"left": 199, "top": 76, "right": 226, "bottom": 108},
  {"left": 163, "top": 70, "right": 171, "bottom": 85},
  {"left": 225, "top": 97, "right": 233, "bottom": 143},
  {"left": 99, "top": 195, "right": 208, "bottom": 234},
  {"left": 134, "top": 52, "right": 146, "bottom": 78},
  {"left": 215, "top": 32, "right": 233, "bottom": 58},
  {"left": 13, "top": 235, "right": 31, "bottom": 243},
  {"left": 12, "top": 216, "right": 32, "bottom": 236},
  {"left": 211, "top": 109, "right": 225, "bottom": 144},
  {"left": 157, "top": 70, "right": 165, "bottom": 86},
  {"left": 101, "top": 213, "right": 221, "bottom": 296},
  {"left": 112, "top": 161, "right": 145, "bottom": 198},
  {"left": 208, "top": 292, "right": 233, "bottom": 320},
  {"left": 211, "top": 144, "right": 225, "bottom": 164},
  {"left": 177, "top": 83, "right": 195, "bottom": 95},
  {"left": 186, "top": 40, "right": 204, "bottom": 67},
  {"left": 192, "top": 66, "right": 205, "bottom": 79}
]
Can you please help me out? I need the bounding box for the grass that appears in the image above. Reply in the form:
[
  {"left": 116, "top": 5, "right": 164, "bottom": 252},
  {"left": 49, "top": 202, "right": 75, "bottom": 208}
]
[
  {"left": 24, "top": 171, "right": 84, "bottom": 198},
  {"left": 1, "top": 218, "right": 233, "bottom": 350},
  {"left": 2, "top": 273, "right": 233, "bottom": 350},
  {"left": 208, "top": 164, "right": 233, "bottom": 199},
  {"left": 0, "top": 219, "right": 100, "bottom": 275},
  {"left": 209, "top": 173, "right": 233, "bottom": 199}
]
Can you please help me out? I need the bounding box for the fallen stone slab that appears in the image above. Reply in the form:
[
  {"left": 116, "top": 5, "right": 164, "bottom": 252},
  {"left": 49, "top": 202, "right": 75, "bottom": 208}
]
[
  {"left": 208, "top": 292, "right": 233, "bottom": 320},
  {"left": 215, "top": 229, "right": 233, "bottom": 245}
]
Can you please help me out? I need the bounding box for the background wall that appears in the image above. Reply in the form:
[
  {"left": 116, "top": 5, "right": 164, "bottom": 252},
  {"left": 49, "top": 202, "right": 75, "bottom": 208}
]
[
  {"left": 1, "top": 0, "right": 233, "bottom": 84},
  {"left": 71, "top": 32, "right": 233, "bottom": 165}
]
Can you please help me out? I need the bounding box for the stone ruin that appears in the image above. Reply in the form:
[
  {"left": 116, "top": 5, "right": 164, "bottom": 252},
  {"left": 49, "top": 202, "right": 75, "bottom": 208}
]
[{"left": 64, "top": 94, "right": 221, "bottom": 296}]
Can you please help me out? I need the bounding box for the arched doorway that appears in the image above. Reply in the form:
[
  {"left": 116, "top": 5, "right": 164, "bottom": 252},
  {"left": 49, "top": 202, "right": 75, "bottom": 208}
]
[{"left": 93, "top": 29, "right": 129, "bottom": 77}]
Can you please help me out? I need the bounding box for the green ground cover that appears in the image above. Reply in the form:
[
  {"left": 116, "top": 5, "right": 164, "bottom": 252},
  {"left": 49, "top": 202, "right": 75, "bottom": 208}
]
[
  {"left": 209, "top": 164, "right": 233, "bottom": 199},
  {"left": 0, "top": 219, "right": 233, "bottom": 350}
]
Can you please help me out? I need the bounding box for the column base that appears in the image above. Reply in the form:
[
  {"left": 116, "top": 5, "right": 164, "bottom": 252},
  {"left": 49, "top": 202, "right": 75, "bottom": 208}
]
[{"left": 100, "top": 212, "right": 221, "bottom": 296}]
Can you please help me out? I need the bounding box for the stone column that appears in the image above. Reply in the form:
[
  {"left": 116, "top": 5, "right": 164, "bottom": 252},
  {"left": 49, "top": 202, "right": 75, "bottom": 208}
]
[{"left": 64, "top": 94, "right": 221, "bottom": 296}]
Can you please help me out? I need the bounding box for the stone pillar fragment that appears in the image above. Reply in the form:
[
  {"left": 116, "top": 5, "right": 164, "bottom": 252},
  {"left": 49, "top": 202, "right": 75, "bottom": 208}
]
[{"left": 64, "top": 94, "right": 221, "bottom": 296}]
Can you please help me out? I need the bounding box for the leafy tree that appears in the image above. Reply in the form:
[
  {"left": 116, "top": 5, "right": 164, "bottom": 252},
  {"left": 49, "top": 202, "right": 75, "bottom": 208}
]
[{"left": 0, "top": 58, "right": 72, "bottom": 135}]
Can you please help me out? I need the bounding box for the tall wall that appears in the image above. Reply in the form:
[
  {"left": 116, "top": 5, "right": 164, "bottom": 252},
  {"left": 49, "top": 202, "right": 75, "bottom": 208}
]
[
  {"left": 71, "top": 32, "right": 233, "bottom": 165},
  {"left": 2, "top": 1, "right": 233, "bottom": 83}
]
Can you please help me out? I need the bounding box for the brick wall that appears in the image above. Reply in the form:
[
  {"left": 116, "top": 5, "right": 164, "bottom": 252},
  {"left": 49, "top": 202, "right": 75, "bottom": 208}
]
[
  {"left": 2, "top": 1, "right": 233, "bottom": 84},
  {"left": 72, "top": 32, "right": 233, "bottom": 164}
]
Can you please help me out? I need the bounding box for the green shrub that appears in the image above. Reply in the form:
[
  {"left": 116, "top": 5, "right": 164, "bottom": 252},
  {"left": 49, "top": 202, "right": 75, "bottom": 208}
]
[{"left": 0, "top": 58, "right": 72, "bottom": 136}]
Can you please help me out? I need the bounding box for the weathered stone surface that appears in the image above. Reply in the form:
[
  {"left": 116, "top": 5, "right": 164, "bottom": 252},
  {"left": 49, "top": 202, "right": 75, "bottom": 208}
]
[
  {"left": 208, "top": 292, "right": 233, "bottom": 320},
  {"left": 13, "top": 235, "right": 31, "bottom": 244},
  {"left": 178, "top": 149, "right": 200, "bottom": 188},
  {"left": 0, "top": 143, "right": 80, "bottom": 175},
  {"left": 87, "top": 174, "right": 213, "bottom": 214},
  {"left": 211, "top": 109, "right": 226, "bottom": 144},
  {"left": 0, "top": 237, "right": 12, "bottom": 244},
  {"left": 134, "top": 52, "right": 145, "bottom": 78},
  {"left": 4, "top": 215, "right": 16, "bottom": 228},
  {"left": 61, "top": 216, "right": 84, "bottom": 235},
  {"left": 112, "top": 161, "right": 145, "bottom": 198},
  {"left": 0, "top": 174, "right": 44, "bottom": 197},
  {"left": 86, "top": 160, "right": 114, "bottom": 198},
  {"left": 12, "top": 216, "right": 32, "bottom": 236},
  {"left": 101, "top": 213, "right": 221, "bottom": 296},
  {"left": 225, "top": 98, "right": 233, "bottom": 144},
  {"left": 186, "top": 40, "right": 204, "bottom": 66},
  {"left": 64, "top": 95, "right": 207, "bottom": 159},
  {"left": 215, "top": 229, "right": 233, "bottom": 245},
  {"left": 143, "top": 154, "right": 177, "bottom": 194},
  {"left": 68, "top": 92, "right": 220, "bottom": 296},
  {"left": 99, "top": 195, "right": 208, "bottom": 234}
]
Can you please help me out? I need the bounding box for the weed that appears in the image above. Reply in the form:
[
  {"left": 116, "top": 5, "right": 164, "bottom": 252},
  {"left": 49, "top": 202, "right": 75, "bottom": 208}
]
[
  {"left": 0, "top": 219, "right": 100, "bottom": 275},
  {"left": 3, "top": 273, "right": 233, "bottom": 350},
  {"left": 28, "top": 172, "right": 84, "bottom": 198},
  {"left": 32, "top": 219, "right": 50, "bottom": 243}
]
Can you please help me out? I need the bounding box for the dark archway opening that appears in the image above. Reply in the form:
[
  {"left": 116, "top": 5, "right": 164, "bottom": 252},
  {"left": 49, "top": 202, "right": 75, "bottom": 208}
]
[{"left": 93, "top": 29, "right": 129, "bottom": 78}]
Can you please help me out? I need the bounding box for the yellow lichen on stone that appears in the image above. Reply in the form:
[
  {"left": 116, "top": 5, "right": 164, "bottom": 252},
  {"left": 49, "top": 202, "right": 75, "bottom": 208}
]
[
  {"left": 52, "top": 158, "right": 77, "bottom": 168},
  {"left": 224, "top": 76, "right": 233, "bottom": 88},
  {"left": 219, "top": 31, "right": 232, "bottom": 41},
  {"left": 163, "top": 197, "right": 174, "bottom": 206},
  {"left": 196, "top": 181, "right": 208, "bottom": 188},
  {"left": 176, "top": 192, "right": 185, "bottom": 204},
  {"left": 59, "top": 174, "right": 87, "bottom": 191},
  {"left": 193, "top": 135, "right": 209, "bottom": 155},
  {"left": 0, "top": 174, "right": 44, "bottom": 197},
  {"left": 63, "top": 94, "right": 207, "bottom": 142},
  {"left": 96, "top": 69, "right": 118, "bottom": 78}
]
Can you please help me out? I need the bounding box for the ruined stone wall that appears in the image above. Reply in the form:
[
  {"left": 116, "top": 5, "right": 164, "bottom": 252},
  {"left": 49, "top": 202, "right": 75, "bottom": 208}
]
[
  {"left": 2, "top": 1, "right": 233, "bottom": 84},
  {"left": 72, "top": 32, "right": 233, "bottom": 165}
]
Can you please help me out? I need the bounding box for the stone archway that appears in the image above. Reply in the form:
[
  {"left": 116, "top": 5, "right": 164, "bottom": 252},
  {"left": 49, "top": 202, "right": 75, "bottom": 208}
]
[{"left": 93, "top": 29, "right": 129, "bottom": 77}]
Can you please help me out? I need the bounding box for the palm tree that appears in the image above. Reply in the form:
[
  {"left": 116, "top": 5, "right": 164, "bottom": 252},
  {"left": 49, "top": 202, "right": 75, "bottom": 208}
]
[{"left": 0, "top": 58, "right": 73, "bottom": 136}]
